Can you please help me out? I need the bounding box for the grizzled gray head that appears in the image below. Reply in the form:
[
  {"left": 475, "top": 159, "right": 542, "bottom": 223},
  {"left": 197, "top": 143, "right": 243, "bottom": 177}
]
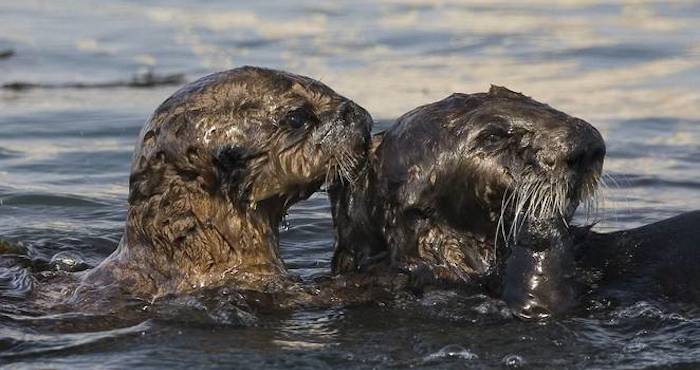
[{"left": 378, "top": 85, "right": 605, "bottom": 244}]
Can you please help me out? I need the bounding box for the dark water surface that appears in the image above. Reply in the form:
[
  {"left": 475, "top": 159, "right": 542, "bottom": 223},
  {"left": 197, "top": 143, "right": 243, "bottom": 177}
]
[{"left": 2, "top": 1, "right": 700, "bottom": 369}]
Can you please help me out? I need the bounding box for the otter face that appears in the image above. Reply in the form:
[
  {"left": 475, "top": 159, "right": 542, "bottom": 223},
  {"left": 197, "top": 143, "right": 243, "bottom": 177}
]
[
  {"left": 378, "top": 85, "right": 604, "bottom": 246},
  {"left": 455, "top": 86, "right": 605, "bottom": 239},
  {"left": 133, "top": 66, "right": 372, "bottom": 213},
  {"left": 374, "top": 86, "right": 605, "bottom": 317},
  {"left": 213, "top": 81, "right": 373, "bottom": 206}
]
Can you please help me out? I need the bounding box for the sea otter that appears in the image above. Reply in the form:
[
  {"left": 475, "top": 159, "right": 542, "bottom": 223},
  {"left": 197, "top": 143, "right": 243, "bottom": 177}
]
[
  {"left": 331, "top": 86, "right": 700, "bottom": 319},
  {"left": 80, "top": 66, "right": 373, "bottom": 301}
]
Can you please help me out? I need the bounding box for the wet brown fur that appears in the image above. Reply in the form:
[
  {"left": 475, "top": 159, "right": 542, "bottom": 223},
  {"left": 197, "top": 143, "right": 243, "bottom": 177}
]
[{"left": 81, "top": 67, "right": 372, "bottom": 300}]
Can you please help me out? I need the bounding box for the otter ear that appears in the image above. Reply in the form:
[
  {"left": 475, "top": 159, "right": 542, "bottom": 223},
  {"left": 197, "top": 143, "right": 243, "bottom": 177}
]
[{"left": 489, "top": 85, "right": 527, "bottom": 99}]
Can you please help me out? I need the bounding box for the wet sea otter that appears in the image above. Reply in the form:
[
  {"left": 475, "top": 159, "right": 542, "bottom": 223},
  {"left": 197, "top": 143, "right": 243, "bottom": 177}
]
[
  {"left": 331, "top": 86, "right": 700, "bottom": 319},
  {"left": 80, "top": 66, "right": 373, "bottom": 301}
]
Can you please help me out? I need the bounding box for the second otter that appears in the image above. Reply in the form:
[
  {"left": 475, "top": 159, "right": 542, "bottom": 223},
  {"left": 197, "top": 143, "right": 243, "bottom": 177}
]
[{"left": 331, "top": 86, "right": 700, "bottom": 318}]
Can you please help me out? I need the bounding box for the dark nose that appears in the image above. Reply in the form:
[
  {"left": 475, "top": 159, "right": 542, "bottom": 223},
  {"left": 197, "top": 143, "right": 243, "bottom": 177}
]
[
  {"left": 339, "top": 101, "right": 373, "bottom": 150},
  {"left": 538, "top": 119, "right": 606, "bottom": 170},
  {"left": 564, "top": 119, "right": 606, "bottom": 169},
  {"left": 340, "top": 101, "right": 373, "bottom": 132}
]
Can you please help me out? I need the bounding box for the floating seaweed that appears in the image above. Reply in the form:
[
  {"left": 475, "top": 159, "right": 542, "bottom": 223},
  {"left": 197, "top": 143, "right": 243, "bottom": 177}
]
[
  {"left": 2, "top": 70, "right": 186, "bottom": 91},
  {"left": 0, "top": 239, "right": 26, "bottom": 255},
  {"left": 0, "top": 49, "right": 14, "bottom": 59}
]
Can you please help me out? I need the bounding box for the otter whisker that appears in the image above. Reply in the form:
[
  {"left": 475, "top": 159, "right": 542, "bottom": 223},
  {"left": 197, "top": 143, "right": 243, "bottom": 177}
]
[
  {"left": 496, "top": 183, "right": 517, "bottom": 251},
  {"left": 539, "top": 184, "right": 557, "bottom": 219},
  {"left": 602, "top": 171, "right": 623, "bottom": 189},
  {"left": 508, "top": 182, "right": 524, "bottom": 241},
  {"left": 525, "top": 178, "right": 544, "bottom": 221},
  {"left": 534, "top": 180, "right": 549, "bottom": 220},
  {"left": 337, "top": 150, "right": 355, "bottom": 184},
  {"left": 539, "top": 182, "right": 551, "bottom": 219},
  {"left": 511, "top": 178, "right": 533, "bottom": 240},
  {"left": 557, "top": 178, "right": 568, "bottom": 217},
  {"left": 528, "top": 180, "right": 543, "bottom": 220},
  {"left": 337, "top": 147, "right": 364, "bottom": 186},
  {"left": 510, "top": 177, "right": 538, "bottom": 241},
  {"left": 546, "top": 185, "right": 556, "bottom": 219},
  {"left": 582, "top": 175, "right": 602, "bottom": 224},
  {"left": 500, "top": 162, "right": 606, "bottom": 247},
  {"left": 518, "top": 179, "right": 535, "bottom": 231},
  {"left": 324, "top": 159, "right": 338, "bottom": 189},
  {"left": 543, "top": 182, "right": 555, "bottom": 219}
]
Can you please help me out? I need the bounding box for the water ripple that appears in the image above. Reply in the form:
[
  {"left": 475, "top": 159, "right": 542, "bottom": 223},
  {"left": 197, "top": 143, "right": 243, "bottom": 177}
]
[
  {"left": 0, "top": 192, "right": 109, "bottom": 208},
  {"left": 0, "top": 320, "right": 152, "bottom": 359},
  {"left": 0, "top": 266, "right": 33, "bottom": 300}
]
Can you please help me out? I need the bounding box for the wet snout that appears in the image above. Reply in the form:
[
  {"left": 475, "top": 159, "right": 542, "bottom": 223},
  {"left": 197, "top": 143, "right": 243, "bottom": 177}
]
[
  {"left": 323, "top": 100, "right": 373, "bottom": 151},
  {"left": 537, "top": 118, "right": 606, "bottom": 173},
  {"left": 314, "top": 100, "right": 373, "bottom": 184},
  {"left": 342, "top": 100, "right": 373, "bottom": 146},
  {"left": 564, "top": 119, "right": 605, "bottom": 172}
]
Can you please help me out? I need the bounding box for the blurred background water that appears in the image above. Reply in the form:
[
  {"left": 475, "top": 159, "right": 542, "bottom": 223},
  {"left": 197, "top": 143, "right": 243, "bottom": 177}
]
[{"left": 1, "top": 0, "right": 699, "bottom": 369}]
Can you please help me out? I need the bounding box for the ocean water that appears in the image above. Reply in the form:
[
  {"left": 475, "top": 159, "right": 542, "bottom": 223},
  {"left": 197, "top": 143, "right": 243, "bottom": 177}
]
[{"left": 1, "top": 1, "right": 700, "bottom": 368}]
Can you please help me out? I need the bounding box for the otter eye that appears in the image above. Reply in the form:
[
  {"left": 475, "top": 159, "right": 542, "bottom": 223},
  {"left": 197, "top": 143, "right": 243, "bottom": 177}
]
[
  {"left": 280, "top": 107, "right": 318, "bottom": 129},
  {"left": 484, "top": 126, "right": 512, "bottom": 144},
  {"left": 486, "top": 134, "right": 501, "bottom": 143}
]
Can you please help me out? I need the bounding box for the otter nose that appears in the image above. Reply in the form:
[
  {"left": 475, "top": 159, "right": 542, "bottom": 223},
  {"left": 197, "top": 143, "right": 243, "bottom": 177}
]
[
  {"left": 539, "top": 119, "right": 605, "bottom": 170},
  {"left": 564, "top": 120, "right": 606, "bottom": 169},
  {"left": 334, "top": 100, "right": 373, "bottom": 153},
  {"left": 339, "top": 101, "right": 373, "bottom": 132},
  {"left": 566, "top": 141, "right": 605, "bottom": 170}
]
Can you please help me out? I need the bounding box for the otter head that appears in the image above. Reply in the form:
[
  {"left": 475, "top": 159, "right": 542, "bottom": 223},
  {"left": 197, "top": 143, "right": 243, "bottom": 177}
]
[
  {"left": 371, "top": 86, "right": 604, "bottom": 318},
  {"left": 93, "top": 67, "right": 372, "bottom": 298}
]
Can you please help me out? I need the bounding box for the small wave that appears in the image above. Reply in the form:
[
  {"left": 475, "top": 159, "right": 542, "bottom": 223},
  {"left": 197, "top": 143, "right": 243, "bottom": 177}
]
[
  {"left": 393, "top": 344, "right": 479, "bottom": 368},
  {"left": 424, "top": 344, "right": 478, "bottom": 362},
  {"left": 555, "top": 44, "right": 676, "bottom": 63},
  {"left": 602, "top": 173, "right": 700, "bottom": 190},
  {"left": 612, "top": 301, "right": 693, "bottom": 323},
  {"left": 2, "top": 70, "right": 185, "bottom": 91},
  {"left": 150, "top": 290, "right": 258, "bottom": 327},
  {"left": 0, "top": 320, "right": 151, "bottom": 359},
  {"left": 0, "top": 265, "right": 33, "bottom": 300},
  {"left": 574, "top": 301, "right": 700, "bottom": 369},
  {"left": 0, "top": 148, "right": 22, "bottom": 160},
  {"left": 0, "top": 192, "right": 109, "bottom": 208},
  {"left": 0, "top": 311, "right": 99, "bottom": 323}
]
